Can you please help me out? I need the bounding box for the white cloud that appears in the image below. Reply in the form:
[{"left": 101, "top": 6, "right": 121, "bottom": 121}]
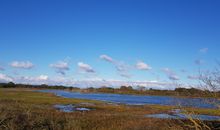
[
  {"left": 115, "top": 62, "right": 132, "bottom": 78},
  {"left": 0, "top": 73, "right": 13, "bottom": 82},
  {"left": 69, "top": 80, "right": 175, "bottom": 90},
  {"left": 169, "top": 75, "right": 180, "bottom": 80},
  {"left": 119, "top": 72, "right": 132, "bottom": 78},
  {"left": 37, "top": 75, "right": 48, "bottom": 81},
  {"left": 100, "top": 55, "right": 114, "bottom": 63},
  {"left": 187, "top": 75, "right": 199, "bottom": 80},
  {"left": 162, "top": 68, "right": 180, "bottom": 81},
  {"left": 11, "top": 75, "right": 75, "bottom": 86},
  {"left": 136, "top": 61, "right": 152, "bottom": 70},
  {"left": 14, "top": 75, "right": 49, "bottom": 85},
  {"left": 100, "top": 55, "right": 132, "bottom": 78},
  {"left": 78, "top": 62, "right": 95, "bottom": 73},
  {"left": 199, "top": 48, "right": 208, "bottom": 53},
  {"left": 2, "top": 73, "right": 187, "bottom": 90},
  {"left": 162, "top": 68, "right": 175, "bottom": 75},
  {"left": 10, "top": 61, "right": 34, "bottom": 69},
  {"left": 116, "top": 63, "right": 128, "bottom": 72},
  {"left": 50, "top": 61, "right": 69, "bottom": 75}
]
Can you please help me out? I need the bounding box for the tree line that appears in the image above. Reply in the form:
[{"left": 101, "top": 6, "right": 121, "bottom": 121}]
[{"left": 1, "top": 82, "right": 219, "bottom": 98}]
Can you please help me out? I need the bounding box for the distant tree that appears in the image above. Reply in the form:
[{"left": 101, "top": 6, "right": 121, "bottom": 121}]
[
  {"left": 199, "top": 65, "right": 220, "bottom": 107},
  {"left": 120, "top": 86, "right": 133, "bottom": 91},
  {"left": 149, "top": 88, "right": 154, "bottom": 91},
  {"left": 179, "top": 64, "right": 220, "bottom": 130},
  {"left": 40, "top": 84, "right": 48, "bottom": 88},
  {"left": 137, "top": 86, "right": 146, "bottom": 91},
  {"left": 4, "top": 82, "right": 15, "bottom": 88}
]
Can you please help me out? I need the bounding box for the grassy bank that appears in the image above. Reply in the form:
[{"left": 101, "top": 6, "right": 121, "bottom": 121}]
[{"left": 0, "top": 88, "right": 219, "bottom": 130}]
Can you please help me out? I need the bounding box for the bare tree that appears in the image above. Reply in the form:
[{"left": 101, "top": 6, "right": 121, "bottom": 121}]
[
  {"left": 183, "top": 65, "right": 220, "bottom": 130},
  {"left": 199, "top": 65, "right": 220, "bottom": 108}
]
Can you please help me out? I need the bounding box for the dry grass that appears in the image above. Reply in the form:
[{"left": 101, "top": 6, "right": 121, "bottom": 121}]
[{"left": 0, "top": 88, "right": 219, "bottom": 130}]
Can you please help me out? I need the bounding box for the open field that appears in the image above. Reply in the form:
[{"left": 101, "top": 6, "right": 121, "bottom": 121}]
[{"left": 0, "top": 88, "right": 219, "bottom": 130}]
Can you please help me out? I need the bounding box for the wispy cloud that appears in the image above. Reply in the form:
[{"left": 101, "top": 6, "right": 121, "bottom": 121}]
[
  {"left": 187, "top": 75, "right": 199, "bottom": 80},
  {"left": 115, "top": 62, "right": 132, "bottom": 78},
  {"left": 162, "top": 68, "right": 180, "bottom": 81},
  {"left": 136, "top": 61, "right": 152, "bottom": 71},
  {"left": 78, "top": 62, "right": 95, "bottom": 73},
  {"left": 0, "top": 66, "right": 4, "bottom": 71},
  {"left": 119, "top": 72, "right": 132, "bottom": 78},
  {"left": 50, "top": 60, "right": 70, "bottom": 75},
  {"left": 195, "top": 59, "right": 204, "bottom": 65},
  {"left": 199, "top": 48, "right": 208, "bottom": 53},
  {"left": 100, "top": 55, "right": 114, "bottom": 63},
  {"left": 168, "top": 75, "right": 180, "bottom": 80},
  {"left": 10, "top": 61, "right": 34, "bottom": 69},
  {"left": 162, "top": 68, "right": 175, "bottom": 76},
  {"left": 100, "top": 54, "right": 132, "bottom": 78}
]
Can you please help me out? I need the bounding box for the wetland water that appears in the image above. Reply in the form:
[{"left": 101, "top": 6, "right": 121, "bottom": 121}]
[
  {"left": 38, "top": 90, "right": 220, "bottom": 121},
  {"left": 37, "top": 89, "right": 219, "bottom": 109}
]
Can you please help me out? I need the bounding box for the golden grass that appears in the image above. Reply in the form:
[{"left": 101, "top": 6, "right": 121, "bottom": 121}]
[{"left": 0, "top": 88, "right": 219, "bottom": 130}]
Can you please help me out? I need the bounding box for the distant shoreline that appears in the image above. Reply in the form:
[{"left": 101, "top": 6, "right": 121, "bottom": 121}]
[{"left": 1, "top": 82, "right": 219, "bottom": 99}]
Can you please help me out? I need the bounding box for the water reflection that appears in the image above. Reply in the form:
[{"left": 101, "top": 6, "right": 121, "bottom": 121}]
[
  {"left": 54, "top": 104, "right": 92, "bottom": 112},
  {"left": 145, "top": 109, "right": 220, "bottom": 121},
  {"left": 37, "top": 90, "right": 219, "bottom": 109}
]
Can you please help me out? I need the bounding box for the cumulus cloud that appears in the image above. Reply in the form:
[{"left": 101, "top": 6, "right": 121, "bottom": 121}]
[
  {"left": 162, "top": 68, "right": 180, "bottom": 81},
  {"left": 136, "top": 61, "right": 152, "bottom": 70},
  {"left": 10, "top": 75, "right": 76, "bottom": 86},
  {"left": 10, "top": 61, "right": 34, "bottom": 69},
  {"left": 0, "top": 73, "right": 13, "bottom": 82},
  {"left": 14, "top": 75, "right": 49, "bottom": 85},
  {"left": 199, "top": 48, "right": 208, "bottom": 53},
  {"left": 50, "top": 61, "right": 69, "bottom": 75},
  {"left": 78, "top": 62, "right": 95, "bottom": 73}
]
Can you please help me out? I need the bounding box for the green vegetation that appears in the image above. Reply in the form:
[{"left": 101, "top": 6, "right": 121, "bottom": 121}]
[
  {"left": 0, "top": 88, "right": 219, "bottom": 130},
  {"left": 0, "top": 88, "right": 100, "bottom": 105}
]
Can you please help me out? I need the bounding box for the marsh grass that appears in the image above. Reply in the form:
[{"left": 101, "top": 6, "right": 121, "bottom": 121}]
[{"left": 0, "top": 88, "right": 219, "bottom": 130}]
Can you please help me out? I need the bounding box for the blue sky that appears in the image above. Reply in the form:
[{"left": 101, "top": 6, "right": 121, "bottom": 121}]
[{"left": 0, "top": 0, "right": 220, "bottom": 87}]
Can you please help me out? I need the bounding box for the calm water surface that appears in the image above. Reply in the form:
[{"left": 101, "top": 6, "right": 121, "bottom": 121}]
[{"left": 37, "top": 89, "right": 219, "bottom": 109}]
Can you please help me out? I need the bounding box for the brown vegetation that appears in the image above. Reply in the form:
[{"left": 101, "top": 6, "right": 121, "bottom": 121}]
[{"left": 0, "top": 88, "right": 219, "bottom": 130}]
